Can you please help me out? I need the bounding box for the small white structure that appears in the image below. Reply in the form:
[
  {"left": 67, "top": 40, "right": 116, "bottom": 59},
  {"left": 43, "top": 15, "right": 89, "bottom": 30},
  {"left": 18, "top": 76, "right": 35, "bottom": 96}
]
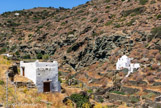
[
  {"left": 116, "top": 55, "right": 140, "bottom": 77},
  {"left": 1, "top": 53, "right": 13, "bottom": 58},
  {"left": 20, "top": 60, "right": 60, "bottom": 92},
  {"left": 14, "top": 13, "right": 20, "bottom": 16}
]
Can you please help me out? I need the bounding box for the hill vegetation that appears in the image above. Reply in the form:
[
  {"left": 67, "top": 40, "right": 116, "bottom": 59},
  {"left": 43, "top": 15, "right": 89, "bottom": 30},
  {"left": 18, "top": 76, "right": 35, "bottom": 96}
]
[{"left": 0, "top": 0, "right": 161, "bottom": 107}]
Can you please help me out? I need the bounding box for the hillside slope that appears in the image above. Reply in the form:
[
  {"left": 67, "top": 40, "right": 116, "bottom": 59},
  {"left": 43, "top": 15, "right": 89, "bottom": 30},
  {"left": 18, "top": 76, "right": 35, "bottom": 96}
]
[
  {"left": 0, "top": 0, "right": 160, "bottom": 70},
  {"left": 0, "top": 0, "right": 161, "bottom": 107}
]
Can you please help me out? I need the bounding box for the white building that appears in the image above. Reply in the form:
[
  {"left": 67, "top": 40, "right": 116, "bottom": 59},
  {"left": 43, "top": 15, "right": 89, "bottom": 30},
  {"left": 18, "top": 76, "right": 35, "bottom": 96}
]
[
  {"left": 15, "top": 13, "right": 20, "bottom": 16},
  {"left": 20, "top": 60, "right": 60, "bottom": 92},
  {"left": 116, "top": 55, "right": 140, "bottom": 77},
  {"left": 1, "top": 53, "right": 13, "bottom": 58}
]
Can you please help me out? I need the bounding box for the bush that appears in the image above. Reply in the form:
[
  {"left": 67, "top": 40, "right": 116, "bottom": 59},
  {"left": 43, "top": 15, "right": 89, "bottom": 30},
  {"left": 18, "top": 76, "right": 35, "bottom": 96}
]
[
  {"left": 139, "top": 0, "right": 148, "bottom": 5},
  {"left": 105, "top": 20, "right": 113, "bottom": 26},
  {"left": 92, "top": 18, "right": 98, "bottom": 23},
  {"left": 58, "top": 77, "right": 62, "bottom": 83},
  {"left": 106, "top": 5, "right": 110, "bottom": 9},
  {"left": 0, "top": 80, "right": 4, "bottom": 85},
  {"left": 157, "top": 14, "right": 161, "bottom": 19},
  {"left": 0, "top": 47, "right": 7, "bottom": 54},
  {"left": 22, "top": 55, "right": 31, "bottom": 59},
  {"left": 149, "top": 26, "right": 161, "bottom": 41},
  {"left": 115, "top": 24, "right": 121, "bottom": 28},
  {"left": 69, "top": 93, "right": 90, "bottom": 108},
  {"left": 42, "top": 54, "right": 49, "bottom": 60},
  {"left": 98, "top": 97, "right": 104, "bottom": 103},
  {"left": 76, "top": 10, "right": 84, "bottom": 14},
  {"left": 58, "top": 71, "right": 62, "bottom": 76},
  {"left": 130, "top": 97, "right": 139, "bottom": 103},
  {"left": 110, "top": 91, "right": 125, "bottom": 95},
  {"left": 87, "top": 89, "right": 93, "bottom": 94},
  {"left": 36, "top": 53, "right": 42, "bottom": 59},
  {"left": 15, "top": 51, "right": 20, "bottom": 56},
  {"left": 6, "top": 20, "right": 21, "bottom": 27},
  {"left": 121, "top": 7, "right": 145, "bottom": 17},
  {"left": 105, "top": 0, "right": 110, "bottom": 3}
]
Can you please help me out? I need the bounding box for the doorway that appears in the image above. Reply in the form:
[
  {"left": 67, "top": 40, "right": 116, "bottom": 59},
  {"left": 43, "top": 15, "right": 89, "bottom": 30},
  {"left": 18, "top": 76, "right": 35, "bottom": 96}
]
[
  {"left": 22, "top": 67, "right": 25, "bottom": 76},
  {"left": 43, "top": 82, "right": 50, "bottom": 92}
]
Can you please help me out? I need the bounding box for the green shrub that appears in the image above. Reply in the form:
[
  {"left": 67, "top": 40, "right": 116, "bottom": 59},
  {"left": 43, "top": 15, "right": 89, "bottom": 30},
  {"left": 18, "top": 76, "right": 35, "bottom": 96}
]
[
  {"left": 142, "top": 92, "right": 156, "bottom": 99},
  {"left": 92, "top": 32, "right": 98, "bottom": 37},
  {"left": 42, "top": 54, "right": 49, "bottom": 60},
  {"left": 139, "top": 0, "right": 148, "bottom": 5},
  {"left": 130, "top": 97, "right": 139, "bottom": 103},
  {"left": 149, "top": 26, "right": 161, "bottom": 41},
  {"left": 106, "top": 5, "right": 110, "bottom": 9},
  {"left": 157, "top": 14, "right": 161, "bottom": 19},
  {"left": 98, "top": 97, "right": 104, "bottom": 103},
  {"left": 150, "top": 0, "right": 156, "bottom": 4},
  {"left": 110, "top": 91, "right": 125, "bottom": 95},
  {"left": 115, "top": 24, "right": 121, "bottom": 28},
  {"left": 122, "top": 7, "right": 145, "bottom": 17},
  {"left": 10, "top": 45, "right": 17, "bottom": 51},
  {"left": 15, "top": 51, "right": 20, "bottom": 56},
  {"left": 18, "top": 37, "right": 22, "bottom": 40},
  {"left": 22, "top": 55, "right": 31, "bottom": 59},
  {"left": 28, "top": 34, "right": 32, "bottom": 37},
  {"left": 67, "top": 46, "right": 73, "bottom": 53},
  {"left": 70, "top": 93, "right": 90, "bottom": 108},
  {"left": 0, "top": 47, "right": 7, "bottom": 54},
  {"left": 105, "top": 20, "right": 113, "bottom": 26},
  {"left": 87, "top": 89, "right": 93, "bottom": 94},
  {"left": 105, "top": 0, "right": 110, "bottom": 3},
  {"left": 77, "top": 10, "right": 84, "bottom": 14},
  {"left": 36, "top": 53, "right": 42, "bottom": 59},
  {"left": 67, "top": 42, "right": 81, "bottom": 53},
  {"left": 6, "top": 20, "right": 21, "bottom": 27},
  {"left": 58, "top": 71, "right": 62, "bottom": 76},
  {"left": 61, "top": 22, "right": 66, "bottom": 25},
  {"left": 81, "top": 17, "right": 86, "bottom": 21},
  {"left": 58, "top": 77, "right": 62, "bottom": 83},
  {"left": 0, "top": 80, "right": 4, "bottom": 85},
  {"left": 92, "top": 18, "right": 98, "bottom": 23}
]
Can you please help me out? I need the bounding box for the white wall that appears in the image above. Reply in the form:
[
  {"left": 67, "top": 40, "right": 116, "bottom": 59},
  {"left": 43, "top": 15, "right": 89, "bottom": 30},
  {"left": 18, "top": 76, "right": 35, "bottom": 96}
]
[
  {"left": 20, "top": 61, "right": 37, "bottom": 84},
  {"left": 36, "top": 61, "right": 60, "bottom": 92},
  {"left": 20, "top": 61, "right": 60, "bottom": 92},
  {"left": 116, "top": 55, "right": 140, "bottom": 77}
]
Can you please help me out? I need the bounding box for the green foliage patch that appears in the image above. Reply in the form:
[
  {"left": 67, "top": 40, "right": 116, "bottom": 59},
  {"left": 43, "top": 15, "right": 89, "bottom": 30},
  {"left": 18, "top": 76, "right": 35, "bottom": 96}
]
[
  {"left": 121, "top": 7, "right": 145, "bottom": 17},
  {"left": 69, "top": 93, "right": 90, "bottom": 108}
]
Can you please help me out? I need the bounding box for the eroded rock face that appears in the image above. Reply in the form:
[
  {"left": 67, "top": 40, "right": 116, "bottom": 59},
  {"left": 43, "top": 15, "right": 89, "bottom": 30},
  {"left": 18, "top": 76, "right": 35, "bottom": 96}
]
[{"left": 65, "top": 35, "right": 128, "bottom": 69}]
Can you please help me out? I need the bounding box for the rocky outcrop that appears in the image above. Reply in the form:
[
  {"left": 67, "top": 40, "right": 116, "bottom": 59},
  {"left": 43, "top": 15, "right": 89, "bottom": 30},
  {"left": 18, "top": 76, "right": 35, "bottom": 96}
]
[{"left": 65, "top": 35, "right": 129, "bottom": 69}]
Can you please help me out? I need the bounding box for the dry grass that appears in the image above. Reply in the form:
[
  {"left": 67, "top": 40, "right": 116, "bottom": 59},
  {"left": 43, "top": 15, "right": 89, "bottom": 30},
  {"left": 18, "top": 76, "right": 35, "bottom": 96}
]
[
  {"left": 0, "top": 56, "right": 83, "bottom": 108},
  {"left": 14, "top": 75, "right": 31, "bottom": 82}
]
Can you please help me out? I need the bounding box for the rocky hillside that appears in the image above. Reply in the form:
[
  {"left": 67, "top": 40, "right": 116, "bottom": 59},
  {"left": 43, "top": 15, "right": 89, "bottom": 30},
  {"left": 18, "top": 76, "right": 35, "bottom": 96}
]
[
  {"left": 0, "top": 0, "right": 161, "bottom": 107},
  {"left": 0, "top": 0, "right": 160, "bottom": 70}
]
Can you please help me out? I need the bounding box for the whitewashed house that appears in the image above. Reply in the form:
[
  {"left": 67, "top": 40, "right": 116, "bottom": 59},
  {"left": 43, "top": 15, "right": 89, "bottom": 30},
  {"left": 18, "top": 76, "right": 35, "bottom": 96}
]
[
  {"left": 14, "top": 13, "right": 20, "bottom": 16},
  {"left": 20, "top": 60, "right": 60, "bottom": 92},
  {"left": 1, "top": 53, "right": 13, "bottom": 58},
  {"left": 116, "top": 55, "right": 140, "bottom": 77}
]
